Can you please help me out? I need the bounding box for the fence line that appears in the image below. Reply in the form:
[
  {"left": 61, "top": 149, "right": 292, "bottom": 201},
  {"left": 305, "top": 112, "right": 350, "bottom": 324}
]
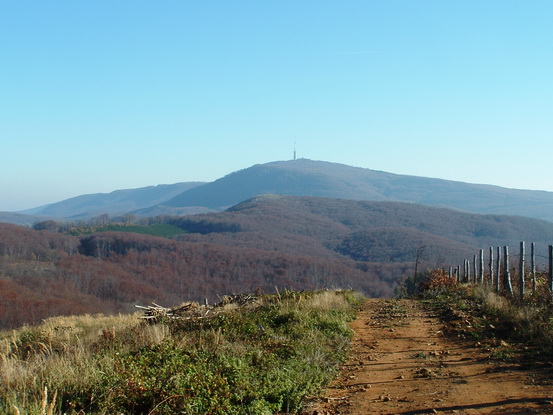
[{"left": 449, "top": 242, "right": 553, "bottom": 298}]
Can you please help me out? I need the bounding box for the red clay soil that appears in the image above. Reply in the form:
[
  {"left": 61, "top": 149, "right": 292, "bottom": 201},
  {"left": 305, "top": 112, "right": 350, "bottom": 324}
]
[{"left": 305, "top": 299, "right": 553, "bottom": 415}]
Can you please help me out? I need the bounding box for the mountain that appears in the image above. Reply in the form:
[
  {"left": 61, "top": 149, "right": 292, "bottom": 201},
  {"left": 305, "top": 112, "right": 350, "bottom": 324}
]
[
  {"left": 0, "top": 211, "right": 48, "bottom": 227},
  {"left": 8, "top": 158, "right": 553, "bottom": 224},
  {"left": 144, "top": 159, "right": 553, "bottom": 222},
  {"left": 157, "top": 159, "right": 393, "bottom": 210},
  {"left": 21, "top": 182, "right": 205, "bottom": 220}
]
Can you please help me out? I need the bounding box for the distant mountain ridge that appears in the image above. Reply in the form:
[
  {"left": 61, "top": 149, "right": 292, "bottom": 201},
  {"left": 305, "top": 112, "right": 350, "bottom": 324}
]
[
  {"left": 145, "top": 159, "right": 553, "bottom": 222},
  {"left": 0, "top": 212, "right": 48, "bottom": 227},
  {"left": 6, "top": 159, "right": 553, "bottom": 224},
  {"left": 19, "top": 182, "right": 205, "bottom": 220}
]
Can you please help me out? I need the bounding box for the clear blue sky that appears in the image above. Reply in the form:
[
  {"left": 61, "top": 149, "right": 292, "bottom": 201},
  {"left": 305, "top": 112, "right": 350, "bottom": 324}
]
[{"left": 1, "top": 1, "right": 552, "bottom": 211}]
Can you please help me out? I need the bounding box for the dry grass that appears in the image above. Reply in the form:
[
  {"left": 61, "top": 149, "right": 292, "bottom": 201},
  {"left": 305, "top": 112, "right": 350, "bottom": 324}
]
[
  {"left": 301, "top": 289, "right": 360, "bottom": 310},
  {"left": 0, "top": 312, "right": 143, "bottom": 414},
  {"left": 474, "top": 285, "right": 553, "bottom": 344},
  {"left": 0, "top": 290, "right": 362, "bottom": 414},
  {"left": 421, "top": 271, "right": 553, "bottom": 355}
]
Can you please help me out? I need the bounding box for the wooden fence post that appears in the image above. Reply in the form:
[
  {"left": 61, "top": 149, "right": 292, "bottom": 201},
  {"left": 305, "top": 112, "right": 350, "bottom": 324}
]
[
  {"left": 456, "top": 265, "right": 460, "bottom": 283},
  {"left": 489, "top": 246, "right": 494, "bottom": 287},
  {"left": 478, "top": 249, "right": 484, "bottom": 284},
  {"left": 473, "top": 255, "right": 478, "bottom": 283},
  {"left": 549, "top": 245, "right": 553, "bottom": 292},
  {"left": 519, "top": 241, "right": 525, "bottom": 300},
  {"left": 531, "top": 242, "right": 536, "bottom": 295},
  {"left": 496, "top": 246, "right": 501, "bottom": 293},
  {"left": 504, "top": 246, "right": 513, "bottom": 295}
]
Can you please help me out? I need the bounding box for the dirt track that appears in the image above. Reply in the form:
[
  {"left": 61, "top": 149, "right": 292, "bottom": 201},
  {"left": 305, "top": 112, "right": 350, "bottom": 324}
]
[{"left": 306, "top": 299, "right": 553, "bottom": 415}]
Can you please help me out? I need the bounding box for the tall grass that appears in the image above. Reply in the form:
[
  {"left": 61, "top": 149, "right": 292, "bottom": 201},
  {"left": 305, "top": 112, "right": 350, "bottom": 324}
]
[
  {"left": 418, "top": 269, "right": 553, "bottom": 354},
  {"left": 474, "top": 285, "right": 553, "bottom": 345},
  {"left": 0, "top": 290, "right": 362, "bottom": 414}
]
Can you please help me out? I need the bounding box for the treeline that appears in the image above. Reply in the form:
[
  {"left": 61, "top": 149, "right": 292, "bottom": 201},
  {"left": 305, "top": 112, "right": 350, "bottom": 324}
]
[{"left": 33, "top": 214, "right": 243, "bottom": 236}]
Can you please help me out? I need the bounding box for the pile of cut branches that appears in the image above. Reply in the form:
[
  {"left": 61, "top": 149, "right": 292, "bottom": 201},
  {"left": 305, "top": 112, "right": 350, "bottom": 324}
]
[{"left": 136, "top": 292, "right": 261, "bottom": 323}]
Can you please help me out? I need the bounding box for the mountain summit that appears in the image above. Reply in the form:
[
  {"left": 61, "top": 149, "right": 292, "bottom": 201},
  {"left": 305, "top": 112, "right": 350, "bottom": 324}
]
[
  {"left": 7, "top": 159, "right": 553, "bottom": 223},
  {"left": 162, "top": 159, "right": 391, "bottom": 210},
  {"left": 146, "top": 159, "right": 553, "bottom": 222}
]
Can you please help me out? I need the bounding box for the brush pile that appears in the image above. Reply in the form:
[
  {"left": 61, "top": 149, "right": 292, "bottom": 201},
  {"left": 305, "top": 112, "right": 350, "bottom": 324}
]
[{"left": 136, "top": 292, "right": 261, "bottom": 323}]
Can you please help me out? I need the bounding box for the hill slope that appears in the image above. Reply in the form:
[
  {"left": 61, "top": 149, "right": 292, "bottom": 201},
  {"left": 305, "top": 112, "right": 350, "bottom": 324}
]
[
  {"left": 153, "top": 159, "right": 553, "bottom": 222},
  {"left": 22, "top": 182, "right": 205, "bottom": 219},
  {"left": 9, "top": 159, "right": 553, "bottom": 224},
  {"left": 0, "top": 211, "right": 48, "bottom": 227},
  {"left": 3, "top": 196, "right": 553, "bottom": 329},
  {"left": 172, "top": 195, "right": 553, "bottom": 262}
]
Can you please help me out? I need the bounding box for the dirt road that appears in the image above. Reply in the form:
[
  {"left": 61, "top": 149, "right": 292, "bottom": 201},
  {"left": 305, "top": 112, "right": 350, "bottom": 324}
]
[{"left": 306, "top": 299, "right": 553, "bottom": 415}]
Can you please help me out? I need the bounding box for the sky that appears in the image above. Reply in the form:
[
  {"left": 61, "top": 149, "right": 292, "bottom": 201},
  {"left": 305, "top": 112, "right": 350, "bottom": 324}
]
[{"left": 1, "top": 1, "right": 553, "bottom": 212}]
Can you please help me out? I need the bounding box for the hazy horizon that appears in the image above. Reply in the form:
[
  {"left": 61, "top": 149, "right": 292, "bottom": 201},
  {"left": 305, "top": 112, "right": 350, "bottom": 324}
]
[{"left": 7, "top": 157, "right": 553, "bottom": 214}]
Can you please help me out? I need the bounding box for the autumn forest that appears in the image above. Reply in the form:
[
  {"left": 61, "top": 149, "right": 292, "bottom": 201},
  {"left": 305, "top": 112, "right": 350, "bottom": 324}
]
[{"left": 3, "top": 195, "right": 553, "bottom": 329}]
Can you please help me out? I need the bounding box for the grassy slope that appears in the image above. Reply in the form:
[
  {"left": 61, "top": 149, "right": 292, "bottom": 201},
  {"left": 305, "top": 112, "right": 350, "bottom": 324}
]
[
  {"left": 0, "top": 290, "right": 363, "bottom": 415},
  {"left": 417, "top": 270, "right": 553, "bottom": 362}
]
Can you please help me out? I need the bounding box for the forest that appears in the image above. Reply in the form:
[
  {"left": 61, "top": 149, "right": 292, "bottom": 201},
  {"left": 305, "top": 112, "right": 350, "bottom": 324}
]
[
  {"left": 0, "top": 222, "right": 395, "bottom": 329},
  {"left": 3, "top": 195, "right": 553, "bottom": 329}
]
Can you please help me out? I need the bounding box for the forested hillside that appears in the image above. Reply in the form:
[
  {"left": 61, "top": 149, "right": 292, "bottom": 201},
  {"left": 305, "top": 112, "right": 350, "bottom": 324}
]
[
  {"left": 4, "top": 195, "right": 553, "bottom": 330},
  {"left": 168, "top": 195, "right": 553, "bottom": 260},
  {"left": 0, "top": 222, "right": 392, "bottom": 329}
]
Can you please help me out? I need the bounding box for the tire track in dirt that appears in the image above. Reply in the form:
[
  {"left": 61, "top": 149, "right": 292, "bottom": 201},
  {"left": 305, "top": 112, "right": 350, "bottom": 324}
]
[{"left": 306, "top": 299, "right": 553, "bottom": 415}]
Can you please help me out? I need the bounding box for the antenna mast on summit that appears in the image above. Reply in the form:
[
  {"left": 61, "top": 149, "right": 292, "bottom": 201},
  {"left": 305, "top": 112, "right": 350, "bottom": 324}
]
[{"left": 293, "top": 139, "right": 297, "bottom": 161}]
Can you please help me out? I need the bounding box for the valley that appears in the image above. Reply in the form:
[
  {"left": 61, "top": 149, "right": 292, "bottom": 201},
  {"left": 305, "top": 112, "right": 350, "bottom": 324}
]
[{"left": 3, "top": 194, "right": 553, "bottom": 330}]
